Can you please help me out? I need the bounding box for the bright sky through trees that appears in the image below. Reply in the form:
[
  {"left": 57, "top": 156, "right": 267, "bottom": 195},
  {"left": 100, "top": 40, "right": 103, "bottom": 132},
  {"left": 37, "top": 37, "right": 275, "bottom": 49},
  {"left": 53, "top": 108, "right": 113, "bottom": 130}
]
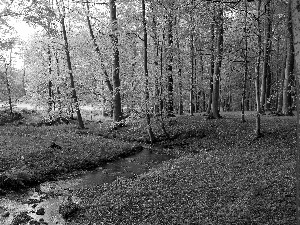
[
  {"left": 9, "top": 19, "right": 36, "bottom": 41},
  {"left": 5, "top": 19, "right": 37, "bottom": 69}
]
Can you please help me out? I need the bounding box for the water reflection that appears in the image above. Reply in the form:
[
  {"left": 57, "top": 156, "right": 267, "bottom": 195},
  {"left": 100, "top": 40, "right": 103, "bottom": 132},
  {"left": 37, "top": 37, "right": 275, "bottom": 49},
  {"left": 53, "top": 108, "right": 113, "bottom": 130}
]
[{"left": 0, "top": 148, "right": 174, "bottom": 225}]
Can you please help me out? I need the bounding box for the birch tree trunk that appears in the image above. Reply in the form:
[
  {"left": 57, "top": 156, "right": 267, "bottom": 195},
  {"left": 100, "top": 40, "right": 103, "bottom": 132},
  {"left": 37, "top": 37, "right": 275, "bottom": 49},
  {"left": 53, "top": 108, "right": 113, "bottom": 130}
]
[{"left": 291, "top": 0, "right": 300, "bottom": 222}]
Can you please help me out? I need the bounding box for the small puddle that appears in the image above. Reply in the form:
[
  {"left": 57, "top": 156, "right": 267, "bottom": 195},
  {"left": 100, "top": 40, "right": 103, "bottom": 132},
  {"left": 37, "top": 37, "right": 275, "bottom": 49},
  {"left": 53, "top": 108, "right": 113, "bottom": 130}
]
[{"left": 0, "top": 148, "right": 174, "bottom": 225}]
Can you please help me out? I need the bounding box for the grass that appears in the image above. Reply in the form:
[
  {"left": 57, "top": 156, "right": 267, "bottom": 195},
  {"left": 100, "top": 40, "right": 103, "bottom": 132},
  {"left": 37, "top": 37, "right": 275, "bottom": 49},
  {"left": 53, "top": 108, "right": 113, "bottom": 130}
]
[
  {"left": 66, "top": 112, "right": 296, "bottom": 225},
  {"left": 0, "top": 109, "right": 143, "bottom": 191},
  {"left": 0, "top": 108, "right": 296, "bottom": 224}
]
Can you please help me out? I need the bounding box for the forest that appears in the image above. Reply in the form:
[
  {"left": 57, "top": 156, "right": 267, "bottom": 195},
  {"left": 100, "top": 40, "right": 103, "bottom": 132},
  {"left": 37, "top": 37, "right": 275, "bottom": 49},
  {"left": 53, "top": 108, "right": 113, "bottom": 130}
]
[{"left": 0, "top": 0, "right": 299, "bottom": 224}]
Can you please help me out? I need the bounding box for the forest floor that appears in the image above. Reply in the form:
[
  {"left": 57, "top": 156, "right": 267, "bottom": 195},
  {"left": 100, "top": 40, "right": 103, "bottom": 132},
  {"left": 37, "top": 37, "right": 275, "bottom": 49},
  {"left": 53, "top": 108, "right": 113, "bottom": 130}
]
[
  {"left": 0, "top": 108, "right": 296, "bottom": 224},
  {"left": 70, "top": 111, "right": 296, "bottom": 225},
  {"left": 0, "top": 108, "right": 143, "bottom": 192}
]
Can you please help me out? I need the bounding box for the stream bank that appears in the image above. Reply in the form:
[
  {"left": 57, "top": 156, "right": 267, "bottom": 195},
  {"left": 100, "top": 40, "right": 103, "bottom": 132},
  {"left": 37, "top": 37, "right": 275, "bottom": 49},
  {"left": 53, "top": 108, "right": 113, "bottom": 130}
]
[
  {"left": 0, "top": 129, "right": 144, "bottom": 194},
  {"left": 0, "top": 147, "right": 175, "bottom": 225}
]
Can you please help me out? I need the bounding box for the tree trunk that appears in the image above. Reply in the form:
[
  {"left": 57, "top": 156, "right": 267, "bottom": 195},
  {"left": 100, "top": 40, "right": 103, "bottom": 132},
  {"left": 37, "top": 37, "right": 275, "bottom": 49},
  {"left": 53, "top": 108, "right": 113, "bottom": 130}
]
[
  {"left": 109, "top": 0, "right": 122, "bottom": 122},
  {"left": 277, "top": 56, "right": 286, "bottom": 114},
  {"left": 282, "top": 0, "right": 294, "bottom": 116},
  {"left": 246, "top": 76, "right": 252, "bottom": 111},
  {"left": 260, "top": 0, "right": 272, "bottom": 113},
  {"left": 241, "top": 0, "right": 248, "bottom": 123},
  {"left": 176, "top": 36, "right": 183, "bottom": 115},
  {"left": 212, "top": 3, "right": 223, "bottom": 119},
  {"left": 7, "top": 48, "right": 13, "bottom": 117},
  {"left": 166, "top": 11, "right": 174, "bottom": 117},
  {"left": 47, "top": 47, "right": 53, "bottom": 113},
  {"left": 275, "top": 38, "right": 281, "bottom": 112},
  {"left": 54, "top": 51, "right": 62, "bottom": 115},
  {"left": 142, "top": 0, "right": 156, "bottom": 143},
  {"left": 265, "top": 59, "right": 272, "bottom": 110},
  {"left": 160, "top": 41, "right": 164, "bottom": 113},
  {"left": 190, "top": 28, "right": 194, "bottom": 115},
  {"left": 206, "top": 5, "right": 215, "bottom": 115},
  {"left": 48, "top": 80, "right": 53, "bottom": 113},
  {"left": 189, "top": 0, "right": 195, "bottom": 116},
  {"left": 60, "top": 13, "right": 84, "bottom": 129},
  {"left": 151, "top": 11, "right": 160, "bottom": 115},
  {"left": 4, "top": 59, "right": 12, "bottom": 118},
  {"left": 85, "top": 1, "right": 113, "bottom": 96},
  {"left": 199, "top": 52, "right": 205, "bottom": 112},
  {"left": 291, "top": 0, "right": 300, "bottom": 222},
  {"left": 255, "top": 0, "right": 262, "bottom": 137}
]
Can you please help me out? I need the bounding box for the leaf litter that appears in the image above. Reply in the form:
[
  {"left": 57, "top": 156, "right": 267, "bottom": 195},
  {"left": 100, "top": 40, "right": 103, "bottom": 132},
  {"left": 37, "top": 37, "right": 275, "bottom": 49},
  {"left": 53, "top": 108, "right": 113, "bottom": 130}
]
[{"left": 69, "top": 113, "right": 296, "bottom": 225}]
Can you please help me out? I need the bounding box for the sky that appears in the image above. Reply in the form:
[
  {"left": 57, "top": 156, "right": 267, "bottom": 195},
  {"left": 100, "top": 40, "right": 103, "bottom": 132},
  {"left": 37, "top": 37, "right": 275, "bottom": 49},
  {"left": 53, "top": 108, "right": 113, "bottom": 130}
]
[
  {"left": 6, "top": 18, "right": 37, "bottom": 69},
  {"left": 0, "top": 1, "right": 37, "bottom": 69},
  {"left": 0, "top": 1, "right": 36, "bottom": 41},
  {"left": 11, "top": 19, "right": 37, "bottom": 41}
]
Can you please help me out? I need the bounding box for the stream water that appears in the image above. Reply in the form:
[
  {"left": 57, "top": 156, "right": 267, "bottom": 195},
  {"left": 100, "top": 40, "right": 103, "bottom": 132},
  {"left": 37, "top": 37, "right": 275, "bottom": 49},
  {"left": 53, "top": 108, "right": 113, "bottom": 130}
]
[{"left": 0, "top": 148, "right": 175, "bottom": 225}]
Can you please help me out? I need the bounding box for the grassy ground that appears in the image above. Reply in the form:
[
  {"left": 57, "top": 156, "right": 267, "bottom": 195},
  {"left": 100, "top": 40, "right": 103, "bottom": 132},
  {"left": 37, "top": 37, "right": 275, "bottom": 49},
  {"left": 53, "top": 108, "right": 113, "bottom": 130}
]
[
  {"left": 67, "top": 112, "right": 296, "bottom": 225},
  {"left": 0, "top": 109, "right": 296, "bottom": 224},
  {"left": 0, "top": 109, "right": 143, "bottom": 192}
]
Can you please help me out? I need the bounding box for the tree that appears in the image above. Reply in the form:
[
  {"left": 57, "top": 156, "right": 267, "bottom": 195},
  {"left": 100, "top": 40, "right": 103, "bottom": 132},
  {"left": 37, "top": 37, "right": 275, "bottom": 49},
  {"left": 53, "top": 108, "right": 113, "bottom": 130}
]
[
  {"left": 260, "top": 0, "right": 272, "bottom": 113},
  {"left": 84, "top": 1, "right": 113, "bottom": 97},
  {"left": 241, "top": 0, "right": 248, "bottom": 123},
  {"left": 47, "top": 47, "right": 53, "bottom": 113},
  {"left": 175, "top": 19, "right": 183, "bottom": 115},
  {"left": 142, "top": 0, "right": 156, "bottom": 143},
  {"left": 291, "top": 0, "right": 300, "bottom": 222},
  {"left": 255, "top": 0, "right": 262, "bottom": 137},
  {"left": 150, "top": 4, "right": 161, "bottom": 115},
  {"left": 166, "top": 4, "right": 174, "bottom": 117},
  {"left": 57, "top": 0, "right": 84, "bottom": 129},
  {"left": 16, "top": 0, "right": 292, "bottom": 125},
  {"left": 4, "top": 48, "right": 13, "bottom": 117},
  {"left": 276, "top": 50, "right": 286, "bottom": 114},
  {"left": 109, "top": 0, "right": 122, "bottom": 123},
  {"left": 282, "top": 0, "right": 294, "bottom": 116},
  {"left": 189, "top": 0, "right": 195, "bottom": 116},
  {"left": 212, "top": 2, "right": 223, "bottom": 119},
  {"left": 206, "top": 3, "right": 215, "bottom": 115}
]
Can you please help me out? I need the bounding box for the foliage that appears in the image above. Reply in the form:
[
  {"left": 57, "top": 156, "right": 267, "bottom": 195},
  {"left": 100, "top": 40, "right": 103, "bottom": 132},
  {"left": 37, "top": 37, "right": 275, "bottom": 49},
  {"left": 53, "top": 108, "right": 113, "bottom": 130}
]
[{"left": 0, "top": 0, "right": 297, "bottom": 223}]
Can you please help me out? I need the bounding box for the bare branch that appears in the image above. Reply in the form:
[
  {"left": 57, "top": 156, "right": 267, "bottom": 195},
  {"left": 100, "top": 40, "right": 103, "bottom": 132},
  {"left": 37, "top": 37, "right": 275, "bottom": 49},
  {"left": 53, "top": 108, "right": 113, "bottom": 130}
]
[{"left": 126, "top": 32, "right": 144, "bottom": 42}]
